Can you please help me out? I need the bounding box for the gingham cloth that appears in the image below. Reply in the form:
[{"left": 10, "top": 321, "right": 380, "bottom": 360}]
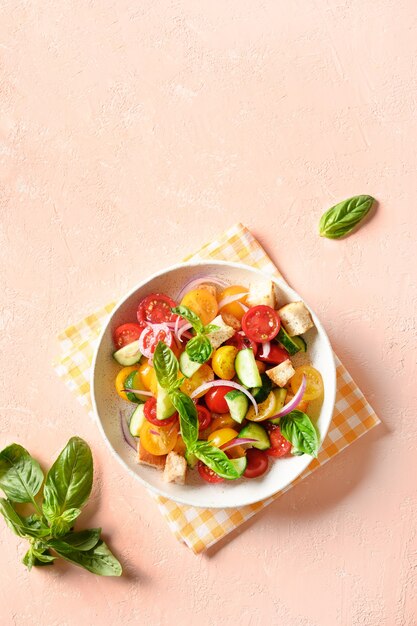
[{"left": 54, "top": 223, "right": 380, "bottom": 554}]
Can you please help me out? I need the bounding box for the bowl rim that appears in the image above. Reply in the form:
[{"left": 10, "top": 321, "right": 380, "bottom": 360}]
[{"left": 90, "top": 259, "right": 337, "bottom": 508}]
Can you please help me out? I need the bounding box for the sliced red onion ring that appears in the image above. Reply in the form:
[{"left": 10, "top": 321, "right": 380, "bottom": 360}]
[
  {"left": 268, "top": 375, "right": 307, "bottom": 420},
  {"left": 120, "top": 411, "right": 136, "bottom": 450},
  {"left": 259, "top": 341, "right": 271, "bottom": 358},
  {"left": 220, "top": 437, "right": 257, "bottom": 451},
  {"left": 121, "top": 389, "right": 153, "bottom": 396},
  {"left": 149, "top": 429, "right": 160, "bottom": 436},
  {"left": 190, "top": 380, "right": 258, "bottom": 415},
  {"left": 218, "top": 292, "right": 248, "bottom": 309},
  {"left": 177, "top": 322, "right": 193, "bottom": 342},
  {"left": 176, "top": 276, "right": 229, "bottom": 302}
]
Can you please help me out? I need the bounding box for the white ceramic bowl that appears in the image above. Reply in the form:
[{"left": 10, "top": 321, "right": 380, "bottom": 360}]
[{"left": 91, "top": 260, "right": 336, "bottom": 508}]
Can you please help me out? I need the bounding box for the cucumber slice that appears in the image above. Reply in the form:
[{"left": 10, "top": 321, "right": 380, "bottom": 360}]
[
  {"left": 129, "top": 404, "right": 146, "bottom": 437},
  {"left": 292, "top": 336, "right": 307, "bottom": 352},
  {"left": 269, "top": 388, "right": 287, "bottom": 424},
  {"left": 179, "top": 351, "right": 201, "bottom": 378},
  {"left": 239, "top": 423, "right": 270, "bottom": 450},
  {"left": 251, "top": 373, "right": 273, "bottom": 404},
  {"left": 229, "top": 456, "right": 247, "bottom": 477},
  {"left": 225, "top": 390, "right": 249, "bottom": 424},
  {"left": 123, "top": 371, "right": 144, "bottom": 404},
  {"left": 113, "top": 340, "right": 142, "bottom": 366},
  {"left": 185, "top": 449, "right": 198, "bottom": 468},
  {"left": 235, "top": 348, "right": 262, "bottom": 388},
  {"left": 156, "top": 384, "right": 176, "bottom": 420},
  {"left": 276, "top": 327, "right": 302, "bottom": 356}
]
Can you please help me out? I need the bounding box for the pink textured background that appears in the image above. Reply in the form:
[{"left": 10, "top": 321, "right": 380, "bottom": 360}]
[{"left": 1, "top": 2, "right": 416, "bottom": 624}]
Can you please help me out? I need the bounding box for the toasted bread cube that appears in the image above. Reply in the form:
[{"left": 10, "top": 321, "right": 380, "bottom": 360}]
[
  {"left": 278, "top": 301, "right": 314, "bottom": 337},
  {"left": 246, "top": 280, "right": 276, "bottom": 308},
  {"left": 198, "top": 283, "right": 217, "bottom": 297},
  {"left": 220, "top": 311, "right": 241, "bottom": 331},
  {"left": 266, "top": 359, "right": 295, "bottom": 387},
  {"left": 163, "top": 451, "right": 187, "bottom": 485},
  {"left": 207, "top": 315, "right": 235, "bottom": 350},
  {"left": 137, "top": 441, "right": 166, "bottom": 470}
]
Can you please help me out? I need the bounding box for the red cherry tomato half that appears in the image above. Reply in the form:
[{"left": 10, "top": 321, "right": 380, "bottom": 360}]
[
  {"left": 137, "top": 293, "right": 178, "bottom": 326},
  {"left": 113, "top": 323, "right": 143, "bottom": 349},
  {"left": 242, "top": 306, "right": 281, "bottom": 343},
  {"left": 244, "top": 448, "right": 269, "bottom": 478},
  {"left": 196, "top": 405, "right": 212, "bottom": 431},
  {"left": 141, "top": 326, "right": 174, "bottom": 355},
  {"left": 204, "top": 386, "right": 235, "bottom": 414},
  {"left": 143, "top": 397, "right": 178, "bottom": 427},
  {"left": 197, "top": 461, "right": 224, "bottom": 483},
  {"left": 257, "top": 342, "right": 289, "bottom": 365},
  {"left": 266, "top": 425, "right": 292, "bottom": 457},
  {"left": 225, "top": 332, "right": 258, "bottom": 356}
]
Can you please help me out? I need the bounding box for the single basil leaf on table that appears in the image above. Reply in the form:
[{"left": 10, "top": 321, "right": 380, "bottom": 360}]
[
  {"left": 193, "top": 441, "right": 240, "bottom": 480},
  {"left": 170, "top": 390, "right": 198, "bottom": 450},
  {"left": 171, "top": 306, "right": 204, "bottom": 334},
  {"left": 53, "top": 539, "right": 122, "bottom": 576},
  {"left": 42, "top": 437, "right": 93, "bottom": 524},
  {"left": 186, "top": 335, "right": 213, "bottom": 364},
  {"left": 153, "top": 342, "right": 179, "bottom": 390},
  {"left": 49, "top": 528, "right": 102, "bottom": 552},
  {"left": 319, "top": 195, "right": 374, "bottom": 239},
  {"left": 0, "top": 498, "right": 49, "bottom": 538},
  {"left": 279, "top": 410, "right": 319, "bottom": 457},
  {"left": 0, "top": 444, "right": 44, "bottom": 504}
]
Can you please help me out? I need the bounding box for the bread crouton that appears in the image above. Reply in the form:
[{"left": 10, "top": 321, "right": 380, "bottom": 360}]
[
  {"left": 207, "top": 315, "right": 235, "bottom": 350},
  {"left": 266, "top": 359, "right": 295, "bottom": 387},
  {"left": 163, "top": 451, "right": 187, "bottom": 485},
  {"left": 137, "top": 441, "right": 166, "bottom": 470},
  {"left": 278, "top": 301, "right": 314, "bottom": 337},
  {"left": 246, "top": 280, "right": 276, "bottom": 308},
  {"left": 220, "top": 311, "right": 241, "bottom": 331},
  {"left": 198, "top": 283, "right": 217, "bottom": 297}
]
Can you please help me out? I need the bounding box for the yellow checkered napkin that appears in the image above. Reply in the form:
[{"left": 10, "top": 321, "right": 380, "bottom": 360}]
[{"left": 54, "top": 223, "right": 380, "bottom": 554}]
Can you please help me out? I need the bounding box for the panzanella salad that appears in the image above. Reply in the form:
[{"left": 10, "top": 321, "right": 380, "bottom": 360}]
[{"left": 112, "top": 278, "right": 324, "bottom": 485}]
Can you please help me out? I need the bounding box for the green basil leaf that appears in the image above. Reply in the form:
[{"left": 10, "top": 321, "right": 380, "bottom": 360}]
[
  {"left": 186, "top": 335, "right": 213, "bottom": 364},
  {"left": 0, "top": 444, "right": 43, "bottom": 504},
  {"left": 168, "top": 376, "right": 186, "bottom": 393},
  {"left": 204, "top": 324, "right": 220, "bottom": 334},
  {"left": 53, "top": 539, "right": 122, "bottom": 576},
  {"left": 193, "top": 441, "right": 240, "bottom": 480},
  {"left": 23, "top": 546, "right": 57, "bottom": 570},
  {"left": 0, "top": 498, "right": 49, "bottom": 538},
  {"left": 153, "top": 342, "right": 179, "bottom": 390},
  {"left": 280, "top": 410, "right": 319, "bottom": 457},
  {"left": 42, "top": 437, "right": 93, "bottom": 523},
  {"left": 172, "top": 306, "right": 203, "bottom": 333},
  {"left": 319, "top": 195, "right": 374, "bottom": 239},
  {"left": 49, "top": 528, "right": 101, "bottom": 552},
  {"left": 49, "top": 507, "right": 82, "bottom": 537},
  {"left": 170, "top": 391, "right": 198, "bottom": 450}
]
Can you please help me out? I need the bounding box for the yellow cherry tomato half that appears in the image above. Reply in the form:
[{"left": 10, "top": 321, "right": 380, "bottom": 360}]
[
  {"left": 211, "top": 345, "right": 238, "bottom": 380},
  {"left": 291, "top": 365, "right": 324, "bottom": 402},
  {"left": 140, "top": 420, "right": 179, "bottom": 456},
  {"left": 115, "top": 366, "right": 140, "bottom": 401},
  {"left": 218, "top": 285, "right": 248, "bottom": 321},
  {"left": 180, "top": 363, "right": 214, "bottom": 398},
  {"left": 138, "top": 361, "right": 158, "bottom": 396},
  {"left": 180, "top": 288, "right": 218, "bottom": 326},
  {"left": 245, "top": 390, "right": 276, "bottom": 422},
  {"left": 208, "top": 428, "right": 238, "bottom": 448},
  {"left": 207, "top": 414, "right": 236, "bottom": 434},
  {"left": 173, "top": 434, "right": 186, "bottom": 455}
]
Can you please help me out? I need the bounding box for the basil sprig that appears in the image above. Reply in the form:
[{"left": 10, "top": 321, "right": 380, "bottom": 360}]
[
  {"left": 280, "top": 410, "right": 319, "bottom": 457},
  {"left": 319, "top": 195, "right": 374, "bottom": 239},
  {"left": 0, "top": 438, "right": 122, "bottom": 576},
  {"left": 153, "top": 342, "right": 240, "bottom": 479},
  {"left": 172, "top": 306, "right": 219, "bottom": 365}
]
